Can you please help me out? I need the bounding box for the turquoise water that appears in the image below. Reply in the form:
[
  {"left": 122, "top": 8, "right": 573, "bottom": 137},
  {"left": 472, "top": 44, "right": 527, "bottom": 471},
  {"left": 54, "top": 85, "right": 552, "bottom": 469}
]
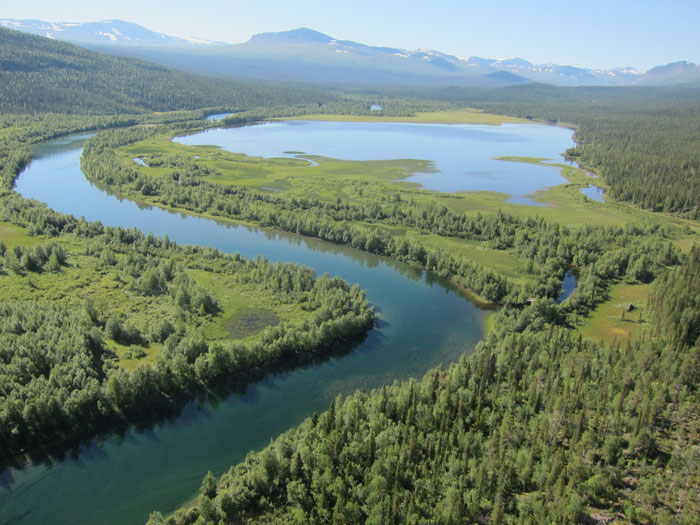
[
  {"left": 175, "top": 120, "right": 575, "bottom": 205},
  {"left": 1, "top": 134, "right": 490, "bottom": 525}
]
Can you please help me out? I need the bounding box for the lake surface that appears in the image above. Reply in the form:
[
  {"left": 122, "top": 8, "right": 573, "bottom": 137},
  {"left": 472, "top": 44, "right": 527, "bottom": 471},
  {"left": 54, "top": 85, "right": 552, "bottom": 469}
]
[
  {"left": 2, "top": 134, "right": 490, "bottom": 525},
  {"left": 175, "top": 120, "right": 575, "bottom": 205}
]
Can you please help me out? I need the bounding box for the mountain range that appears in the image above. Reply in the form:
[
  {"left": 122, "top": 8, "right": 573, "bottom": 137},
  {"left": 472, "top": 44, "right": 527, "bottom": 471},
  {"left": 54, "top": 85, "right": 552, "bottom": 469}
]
[
  {"left": 2, "top": 19, "right": 699, "bottom": 88},
  {"left": 0, "top": 18, "right": 226, "bottom": 47}
]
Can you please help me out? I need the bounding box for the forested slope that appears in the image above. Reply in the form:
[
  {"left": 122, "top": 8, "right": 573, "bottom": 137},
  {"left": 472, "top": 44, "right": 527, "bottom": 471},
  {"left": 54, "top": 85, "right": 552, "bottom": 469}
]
[
  {"left": 0, "top": 28, "right": 331, "bottom": 114},
  {"left": 152, "top": 248, "right": 699, "bottom": 525}
]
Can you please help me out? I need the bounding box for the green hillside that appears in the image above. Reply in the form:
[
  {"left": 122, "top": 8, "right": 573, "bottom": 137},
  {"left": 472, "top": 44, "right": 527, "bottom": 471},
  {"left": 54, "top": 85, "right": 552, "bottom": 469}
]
[{"left": 0, "top": 27, "right": 330, "bottom": 114}]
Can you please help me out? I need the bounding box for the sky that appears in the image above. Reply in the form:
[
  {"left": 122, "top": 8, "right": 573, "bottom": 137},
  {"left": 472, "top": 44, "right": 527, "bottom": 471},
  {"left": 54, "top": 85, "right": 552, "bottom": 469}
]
[{"left": 2, "top": 0, "right": 699, "bottom": 70}]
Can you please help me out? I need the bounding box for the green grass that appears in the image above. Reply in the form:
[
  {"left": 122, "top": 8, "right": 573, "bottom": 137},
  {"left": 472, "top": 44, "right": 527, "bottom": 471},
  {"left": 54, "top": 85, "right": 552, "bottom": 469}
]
[
  {"left": 579, "top": 283, "right": 651, "bottom": 343},
  {"left": 0, "top": 221, "right": 41, "bottom": 247},
  {"left": 403, "top": 231, "right": 528, "bottom": 282},
  {"left": 110, "top": 341, "right": 162, "bottom": 371}
]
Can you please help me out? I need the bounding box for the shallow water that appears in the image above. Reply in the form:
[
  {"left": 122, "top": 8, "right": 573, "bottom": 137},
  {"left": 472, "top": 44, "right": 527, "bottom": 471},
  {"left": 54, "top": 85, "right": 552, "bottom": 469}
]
[
  {"left": 581, "top": 184, "right": 605, "bottom": 202},
  {"left": 557, "top": 271, "right": 578, "bottom": 303}
]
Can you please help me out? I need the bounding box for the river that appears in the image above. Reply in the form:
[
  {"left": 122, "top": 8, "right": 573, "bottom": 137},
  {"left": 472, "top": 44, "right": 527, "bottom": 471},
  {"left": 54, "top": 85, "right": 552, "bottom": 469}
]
[{"left": 1, "top": 133, "right": 490, "bottom": 524}]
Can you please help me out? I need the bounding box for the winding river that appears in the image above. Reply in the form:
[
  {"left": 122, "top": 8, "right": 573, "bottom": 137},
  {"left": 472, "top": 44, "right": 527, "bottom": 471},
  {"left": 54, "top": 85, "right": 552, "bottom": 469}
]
[
  {"left": 1, "top": 120, "right": 577, "bottom": 524},
  {"left": 1, "top": 134, "right": 489, "bottom": 525}
]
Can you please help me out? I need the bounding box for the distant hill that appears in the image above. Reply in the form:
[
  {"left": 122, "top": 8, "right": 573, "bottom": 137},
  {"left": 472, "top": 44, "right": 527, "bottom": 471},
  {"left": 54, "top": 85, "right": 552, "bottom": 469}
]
[
  {"left": 631, "top": 61, "right": 700, "bottom": 86},
  {"left": 0, "top": 27, "right": 327, "bottom": 114},
  {"left": 0, "top": 19, "right": 226, "bottom": 47},
  {"left": 79, "top": 27, "right": 532, "bottom": 88}
]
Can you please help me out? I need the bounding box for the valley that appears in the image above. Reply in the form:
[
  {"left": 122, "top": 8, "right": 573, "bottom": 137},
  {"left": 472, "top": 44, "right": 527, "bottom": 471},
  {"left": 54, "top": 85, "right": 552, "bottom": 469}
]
[{"left": 0, "top": 15, "right": 698, "bottom": 525}]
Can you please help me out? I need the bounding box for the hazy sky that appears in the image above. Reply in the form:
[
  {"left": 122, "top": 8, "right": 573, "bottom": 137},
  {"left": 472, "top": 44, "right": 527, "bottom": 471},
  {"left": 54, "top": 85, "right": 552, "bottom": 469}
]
[{"left": 2, "top": 0, "right": 698, "bottom": 70}]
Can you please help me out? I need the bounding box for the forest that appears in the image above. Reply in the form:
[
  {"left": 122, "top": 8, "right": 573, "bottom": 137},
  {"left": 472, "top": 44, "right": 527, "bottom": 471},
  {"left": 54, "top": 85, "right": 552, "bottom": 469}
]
[
  {"left": 74, "top": 117, "right": 698, "bottom": 523},
  {"left": 149, "top": 248, "right": 699, "bottom": 524},
  {"left": 0, "top": 27, "right": 333, "bottom": 115}
]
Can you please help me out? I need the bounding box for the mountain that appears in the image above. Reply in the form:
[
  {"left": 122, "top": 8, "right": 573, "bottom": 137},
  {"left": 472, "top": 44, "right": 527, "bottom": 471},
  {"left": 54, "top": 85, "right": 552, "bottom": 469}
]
[
  {"left": 2, "top": 21, "right": 697, "bottom": 88},
  {"left": 632, "top": 61, "right": 700, "bottom": 86},
  {"left": 0, "top": 19, "right": 226, "bottom": 47},
  {"left": 0, "top": 27, "right": 326, "bottom": 114},
  {"left": 83, "top": 27, "right": 697, "bottom": 88},
  {"left": 249, "top": 27, "right": 335, "bottom": 45},
  {"left": 76, "top": 27, "right": 531, "bottom": 88}
]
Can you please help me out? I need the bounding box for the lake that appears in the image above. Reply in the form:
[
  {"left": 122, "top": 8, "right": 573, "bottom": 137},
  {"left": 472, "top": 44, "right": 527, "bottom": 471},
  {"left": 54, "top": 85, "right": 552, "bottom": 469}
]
[{"left": 175, "top": 120, "right": 575, "bottom": 205}]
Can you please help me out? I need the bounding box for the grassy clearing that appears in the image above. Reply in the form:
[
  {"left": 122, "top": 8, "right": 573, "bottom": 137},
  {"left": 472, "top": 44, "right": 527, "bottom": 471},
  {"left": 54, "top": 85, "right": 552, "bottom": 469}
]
[
  {"left": 0, "top": 221, "right": 41, "bottom": 247},
  {"left": 579, "top": 283, "right": 651, "bottom": 343},
  {"left": 403, "top": 232, "right": 528, "bottom": 282},
  {"left": 109, "top": 341, "right": 162, "bottom": 371}
]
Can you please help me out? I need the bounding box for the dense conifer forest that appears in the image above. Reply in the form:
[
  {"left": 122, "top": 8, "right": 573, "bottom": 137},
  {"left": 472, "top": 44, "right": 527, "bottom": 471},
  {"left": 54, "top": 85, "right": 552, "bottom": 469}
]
[{"left": 0, "top": 28, "right": 332, "bottom": 115}]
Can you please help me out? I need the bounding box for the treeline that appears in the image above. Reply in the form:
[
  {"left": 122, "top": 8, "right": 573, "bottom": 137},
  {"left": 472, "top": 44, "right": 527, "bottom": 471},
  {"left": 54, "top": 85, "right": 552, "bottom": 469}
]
[
  {"left": 83, "top": 127, "right": 680, "bottom": 321},
  {"left": 0, "top": 189, "right": 374, "bottom": 463},
  {"left": 152, "top": 247, "right": 699, "bottom": 525},
  {"left": 0, "top": 27, "right": 334, "bottom": 115}
]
